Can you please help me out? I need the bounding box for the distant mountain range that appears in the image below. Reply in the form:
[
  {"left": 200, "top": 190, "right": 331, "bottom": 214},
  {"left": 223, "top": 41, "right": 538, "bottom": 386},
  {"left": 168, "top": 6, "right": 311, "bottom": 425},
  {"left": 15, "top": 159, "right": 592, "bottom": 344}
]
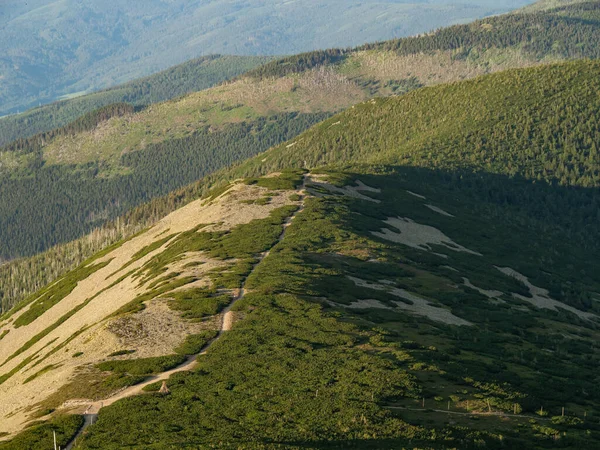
[{"left": 0, "top": 0, "right": 533, "bottom": 116}]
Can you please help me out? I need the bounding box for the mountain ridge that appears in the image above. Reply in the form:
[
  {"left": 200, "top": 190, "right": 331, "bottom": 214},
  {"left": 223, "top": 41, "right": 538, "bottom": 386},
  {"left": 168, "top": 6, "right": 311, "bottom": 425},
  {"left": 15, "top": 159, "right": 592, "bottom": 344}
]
[
  {"left": 2, "top": 1, "right": 600, "bottom": 265},
  {"left": 0, "top": 54, "right": 273, "bottom": 146},
  {"left": 0, "top": 60, "right": 599, "bottom": 448}
]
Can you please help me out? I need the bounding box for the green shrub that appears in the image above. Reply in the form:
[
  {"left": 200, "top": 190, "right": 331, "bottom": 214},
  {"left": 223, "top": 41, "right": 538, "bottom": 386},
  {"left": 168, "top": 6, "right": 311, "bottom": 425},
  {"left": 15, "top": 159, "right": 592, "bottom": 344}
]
[
  {"left": 168, "top": 289, "right": 230, "bottom": 320},
  {"left": 108, "top": 350, "right": 136, "bottom": 357},
  {"left": 96, "top": 355, "right": 186, "bottom": 376},
  {"left": 0, "top": 414, "right": 83, "bottom": 450},
  {"left": 174, "top": 330, "right": 219, "bottom": 355}
]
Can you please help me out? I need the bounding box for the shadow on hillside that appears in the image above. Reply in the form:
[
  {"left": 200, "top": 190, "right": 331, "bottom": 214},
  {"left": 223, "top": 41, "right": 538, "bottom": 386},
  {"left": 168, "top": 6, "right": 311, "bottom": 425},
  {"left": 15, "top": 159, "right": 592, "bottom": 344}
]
[
  {"left": 350, "top": 165, "right": 599, "bottom": 240},
  {"left": 301, "top": 164, "right": 600, "bottom": 315}
]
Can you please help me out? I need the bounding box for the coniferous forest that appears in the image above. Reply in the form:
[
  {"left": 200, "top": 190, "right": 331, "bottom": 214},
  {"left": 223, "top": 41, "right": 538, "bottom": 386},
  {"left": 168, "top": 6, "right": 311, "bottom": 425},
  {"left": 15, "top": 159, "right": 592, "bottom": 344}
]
[{"left": 0, "top": 112, "right": 329, "bottom": 259}]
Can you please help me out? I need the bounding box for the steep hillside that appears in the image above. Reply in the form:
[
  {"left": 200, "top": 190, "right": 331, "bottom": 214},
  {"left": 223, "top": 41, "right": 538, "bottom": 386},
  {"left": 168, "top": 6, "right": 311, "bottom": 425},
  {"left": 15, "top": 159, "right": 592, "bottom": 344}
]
[
  {"left": 0, "top": 61, "right": 599, "bottom": 449},
  {"left": 1, "top": 53, "right": 600, "bottom": 306},
  {"left": 0, "top": 55, "right": 273, "bottom": 146},
  {"left": 0, "top": 2, "right": 600, "bottom": 259},
  {"left": 241, "top": 60, "right": 600, "bottom": 188},
  {"left": 0, "top": 0, "right": 531, "bottom": 116},
  {"left": 2, "top": 1, "right": 600, "bottom": 263},
  {"left": 0, "top": 170, "right": 307, "bottom": 441}
]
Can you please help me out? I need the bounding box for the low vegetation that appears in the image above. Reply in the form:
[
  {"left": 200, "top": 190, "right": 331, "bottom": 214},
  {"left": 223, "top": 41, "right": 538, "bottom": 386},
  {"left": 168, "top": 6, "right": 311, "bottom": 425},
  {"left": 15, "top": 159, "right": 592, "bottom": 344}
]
[
  {"left": 77, "top": 165, "right": 600, "bottom": 447},
  {"left": 96, "top": 355, "right": 187, "bottom": 376},
  {"left": 0, "top": 415, "right": 83, "bottom": 450},
  {"left": 8, "top": 260, "right": 112, "bottom": 328},
  {"left": 168, "top": 289, "right": 230, "bottom": 320},
  {"left": 174, "top": 331, "right": 219, "bottom": 356}
]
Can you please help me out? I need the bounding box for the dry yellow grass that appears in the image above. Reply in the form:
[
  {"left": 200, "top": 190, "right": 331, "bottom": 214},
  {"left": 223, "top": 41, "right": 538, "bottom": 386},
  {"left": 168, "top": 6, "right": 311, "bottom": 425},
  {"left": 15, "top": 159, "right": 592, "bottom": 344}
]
[{"left": 0, "top": 180, "right": 298, "bottom": 438}]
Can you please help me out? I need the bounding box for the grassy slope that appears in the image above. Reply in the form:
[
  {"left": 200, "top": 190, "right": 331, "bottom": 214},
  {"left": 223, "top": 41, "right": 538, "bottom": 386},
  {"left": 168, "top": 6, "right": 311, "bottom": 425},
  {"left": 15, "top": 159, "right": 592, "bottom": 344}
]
[
  {"left": 2, "top": 60, "right": 600, "bottom": 448},
  {"left": 0, "top": 55, "right": 272, "bottom": 146}
]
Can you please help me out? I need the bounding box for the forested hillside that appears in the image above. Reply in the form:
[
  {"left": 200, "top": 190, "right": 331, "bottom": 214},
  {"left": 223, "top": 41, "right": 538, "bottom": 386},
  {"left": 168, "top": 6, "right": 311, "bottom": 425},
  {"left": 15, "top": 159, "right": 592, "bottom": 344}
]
[
  {"left": 0, "top": 112, "right": 329, "bottom": 258},
  {"left": 2, "top": 1, "right": 600, "bottom": 261},
  {"left": 244, "top": 60, "right": 600, "bottom": 189},
  {"left": 0, "top": 55, "right": 271, "bottom": 146},
  {"left": 1, "top": 60, "right": 599, "bottom": 448},
  {"left": 1, "top": 0, "right": 600, "bottom": 320},
  {"left": 2, "top": 58, "right": 599, "bottom": 311}
]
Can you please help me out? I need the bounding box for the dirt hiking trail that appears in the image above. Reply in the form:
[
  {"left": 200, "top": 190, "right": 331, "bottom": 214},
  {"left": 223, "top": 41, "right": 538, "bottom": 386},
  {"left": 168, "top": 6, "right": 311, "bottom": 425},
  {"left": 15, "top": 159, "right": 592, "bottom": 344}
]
[{"left": 64, "top": 174, "right": 308, "bottom": 448}]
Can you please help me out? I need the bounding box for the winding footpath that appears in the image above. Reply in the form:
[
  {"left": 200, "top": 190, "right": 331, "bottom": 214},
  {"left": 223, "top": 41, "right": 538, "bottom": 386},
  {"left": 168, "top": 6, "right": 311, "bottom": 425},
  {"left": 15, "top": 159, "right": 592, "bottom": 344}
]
[{"left": 65, "top": 175, "right": 308, "bottom": 449}]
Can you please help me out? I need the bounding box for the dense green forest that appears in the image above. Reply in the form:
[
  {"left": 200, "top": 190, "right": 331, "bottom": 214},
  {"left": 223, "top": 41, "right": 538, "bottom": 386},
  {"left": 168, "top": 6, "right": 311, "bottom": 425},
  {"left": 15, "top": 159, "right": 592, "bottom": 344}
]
[
  {"left": 245, "top": 49, "right": 349, "bottom": 80},
  {"left": 0, "top": 112, "right": 330, "bottom": 259},
  {"left": 0, "top": 55, "right": 271, "bottom": 146},
  {"left": 239, "top": 60, "right": 600, "bottom": 189},
  {"left": 366, "top": 1, "right": 600, "bottom": 58}
]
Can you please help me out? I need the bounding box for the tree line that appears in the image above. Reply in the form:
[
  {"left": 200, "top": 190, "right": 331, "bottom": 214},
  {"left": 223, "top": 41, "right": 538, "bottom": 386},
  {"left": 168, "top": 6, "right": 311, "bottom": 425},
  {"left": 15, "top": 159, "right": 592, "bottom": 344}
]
[
  {"left": 0, "top": 112, "right": 330, "bottom": 260},
  {"left": 0, "top": 55, "right": 270, "bottom": 146}
]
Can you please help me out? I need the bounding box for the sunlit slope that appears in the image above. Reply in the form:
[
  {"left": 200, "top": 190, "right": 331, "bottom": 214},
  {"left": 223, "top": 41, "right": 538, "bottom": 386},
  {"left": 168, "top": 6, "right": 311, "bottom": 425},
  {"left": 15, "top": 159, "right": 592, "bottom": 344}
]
[
  {"left": 21, "top": 0, "right": 600, "bottom": 170},
  {"left": 2, "top": 1, "right": 600, "bottom": 261},
  {"left": 240, "top": 60, "right": 600, "bottom": 188},
  {"left": 0, "top": 171, "right": 306, "bottom": 440},
  {"left": 0, "top": 55, "right": 273, "bottom": 146}
]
